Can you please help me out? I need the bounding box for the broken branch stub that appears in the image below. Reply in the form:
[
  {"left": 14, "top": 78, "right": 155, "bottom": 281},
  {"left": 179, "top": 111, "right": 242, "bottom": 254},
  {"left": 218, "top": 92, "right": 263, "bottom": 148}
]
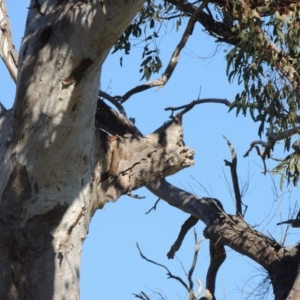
[{"left": 98, "top": 113, "right": 195, "bottom": 203}]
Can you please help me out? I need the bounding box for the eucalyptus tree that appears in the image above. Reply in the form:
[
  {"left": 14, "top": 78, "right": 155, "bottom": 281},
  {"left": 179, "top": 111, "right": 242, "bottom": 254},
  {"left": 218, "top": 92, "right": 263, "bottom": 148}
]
[{"left": 0, "top": 0, "right": 300, "bottom": 299}]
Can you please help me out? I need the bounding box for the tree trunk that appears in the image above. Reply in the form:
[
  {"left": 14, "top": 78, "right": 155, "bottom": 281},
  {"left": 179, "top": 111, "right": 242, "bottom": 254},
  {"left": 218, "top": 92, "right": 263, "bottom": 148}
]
[{"left": 0, "top": 1, "right": 151, "bottom": 298}]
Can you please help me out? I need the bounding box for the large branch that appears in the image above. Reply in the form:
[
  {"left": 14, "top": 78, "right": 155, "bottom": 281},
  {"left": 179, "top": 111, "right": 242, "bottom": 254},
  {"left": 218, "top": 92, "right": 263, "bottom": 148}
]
[
  {"left": 147, "top": 178, "right": 300, "bottom": 299},
  {"left": 95, "top": 100, "right": 195, "bottom": 203},
  {"left": 0, "top": 0, "right": 18, "bottom": 82}
]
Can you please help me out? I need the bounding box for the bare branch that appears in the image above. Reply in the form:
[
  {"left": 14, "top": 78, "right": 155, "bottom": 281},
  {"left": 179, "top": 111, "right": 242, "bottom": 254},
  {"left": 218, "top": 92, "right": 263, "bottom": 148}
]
[
  {"left": 99, "top": 90, "right": 127, "bottom": 116},
  {"left": 277, "top": 209, "right": 300, "bottom": 228},
  {"left": 132, "top": 292, "right": 151, "bottom": 300},
  {"left": 119, "top": 1, "right": 209, "bottom": 103},
  {"left": 147, "top": 179, "right": 290, "bottom": 269},
  {"left": 244, "top": 141, "right": 268, "bottom": 158},
  {"left": 165, "top": 98, "right": 231, "bottom": 118},
  {"left": 223, "top": 136, "right": 242, "bottom": 216},
  {"left": 145, "top": 198, "right": 160, "bottom": 215},
  {"left": 187, "top": 230, "right": 204, "bottom": 297},
  {"left": 136, "top": 243, "right": 189, "bottom": 291},
  {"left": 0, "top": 0, "right": 18, "bottom": 82},
  {"left": 167, "top": 215, "right": 198, "bottom": 259},
  {"left": 200, "top": 241, "right": 226, "bottom": 300}
]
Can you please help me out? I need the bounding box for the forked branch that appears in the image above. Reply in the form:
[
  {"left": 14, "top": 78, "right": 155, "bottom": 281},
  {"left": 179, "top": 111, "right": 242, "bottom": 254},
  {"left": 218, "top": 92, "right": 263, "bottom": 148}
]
[
  {"left": 137, "top": 231, "right": 204, "bottom": 300},
  {"left": 136, "top": 243, "right": 189, "bottom": 291}
]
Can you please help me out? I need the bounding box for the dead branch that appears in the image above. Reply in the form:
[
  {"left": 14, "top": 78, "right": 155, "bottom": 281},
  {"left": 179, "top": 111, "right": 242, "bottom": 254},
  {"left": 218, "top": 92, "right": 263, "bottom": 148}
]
[
  {"left": 200, "top": 241, "right": 226, "bottom": 300},
  {"left": 165, "top": 98, "right": 231, "bottom": 118},
  {"left": 132, "top": 292, "right": 151, "bottom": 300},
  {"left": 167, "top": 215, "right": 198, "bottom": 259},
  {"left": 187, "top": 230, "right": 204, "bottom": 299},
  {"left": 0, "top": 0, "right": 18, "bottom": 82},
  {"left": 118, "top": 0, "right": 209, "bottom": 103},
  {"left": 147, "top": 179, "right": 290, "bottom": 268},
  {"left": 136, "top": 243, "right": 189, "bottom": 291},
  {"left": 145, "top": 198, "right": 160, "bottom": 214},
  {"left": 223, "top": 136, "right": 242, "bottom": 216},
  {"left": 277, "top": 209, "right": 300, "bottom": 228},
  {"left": 137, "top": 232, "right": 203, "bottom": 300}
]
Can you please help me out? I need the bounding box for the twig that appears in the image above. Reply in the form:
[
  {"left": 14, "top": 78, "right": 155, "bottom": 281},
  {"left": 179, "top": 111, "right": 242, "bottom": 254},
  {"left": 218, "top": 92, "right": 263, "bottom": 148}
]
[
  {"left": 244, "top": 127, "right": 300, "bottom": 174},
  {"left": 277, "top": 209, "right": 300, "bottom": 228},
  {"left": 132, "top": 292, "right": 151, "bottom": 300},
  {"left": 187, "top": 229, "right": 204, "bottom": 296},
  {"left": 165, "top": 98, "right": 231, "bottom": 118},
  {"left": 145, "top": 198, "right": 160, "bottom": 214},
  {"left": 223, "top": 136, "right": 242, "bottom": 216},
  {"left": 136, "top": 243, "right": 189, "bottom": 291},
  {"left": 118, "top": 0, "right": 209, "bottom": 103},
  {"left": 167, "top": 215, "right": 198, "bottom": 259}
]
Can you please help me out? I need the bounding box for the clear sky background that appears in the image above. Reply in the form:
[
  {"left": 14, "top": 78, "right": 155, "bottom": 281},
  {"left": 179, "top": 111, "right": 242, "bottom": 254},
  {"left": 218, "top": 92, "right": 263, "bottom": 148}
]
[{"left": 1, "top": 2, "right": 300, "bottom": 300}]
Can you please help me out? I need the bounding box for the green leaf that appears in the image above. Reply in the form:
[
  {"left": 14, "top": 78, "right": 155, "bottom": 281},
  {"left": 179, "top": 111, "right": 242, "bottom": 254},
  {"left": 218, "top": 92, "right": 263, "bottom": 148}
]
[
  {"left": 150, "top": 19, "right": 155, "bottom": 29},
  {"left": 176, "top": 18, "right": 181, "bottom": 32},
  {"left": 140, "top": 56, "right": 152, "bottom": 67}
]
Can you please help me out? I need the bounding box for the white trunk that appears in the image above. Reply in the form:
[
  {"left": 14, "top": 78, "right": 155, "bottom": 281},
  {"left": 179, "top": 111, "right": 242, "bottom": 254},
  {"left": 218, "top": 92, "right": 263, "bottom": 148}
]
[
  {"left": 0, "top": 0, "right": 145, "bottom": 298},
  {"left": 0, "top": 1, "right": 197, "bottom": 299}
]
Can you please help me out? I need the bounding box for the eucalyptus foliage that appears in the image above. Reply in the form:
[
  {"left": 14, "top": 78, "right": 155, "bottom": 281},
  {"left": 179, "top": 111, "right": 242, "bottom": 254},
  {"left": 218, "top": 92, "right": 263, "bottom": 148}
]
[{"left": 112, "top": 0, "right": 300, "bottom": 186}]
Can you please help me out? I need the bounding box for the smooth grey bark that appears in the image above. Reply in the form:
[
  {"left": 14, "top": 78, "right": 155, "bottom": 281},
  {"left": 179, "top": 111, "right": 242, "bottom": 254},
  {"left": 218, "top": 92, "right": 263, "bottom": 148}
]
[
  {"left": 0, "top": 0, "right": 195, "bottom": 299},
  {"left": 1, "top": 1, "right": 300, "bottom": 300}
]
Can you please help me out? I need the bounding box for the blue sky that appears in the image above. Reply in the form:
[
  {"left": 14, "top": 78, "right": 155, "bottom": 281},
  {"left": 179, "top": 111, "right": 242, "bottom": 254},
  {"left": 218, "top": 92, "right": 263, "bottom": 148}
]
[{"left": 1, "top": 2, "right": 299, "bottom": 300}]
